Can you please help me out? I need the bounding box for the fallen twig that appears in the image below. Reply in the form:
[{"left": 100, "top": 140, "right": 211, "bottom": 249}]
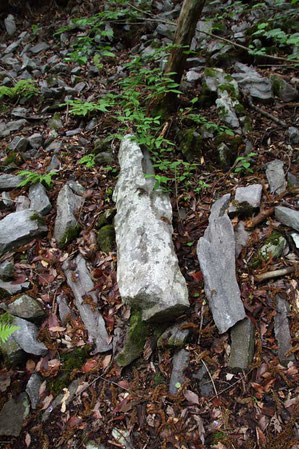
[
  {"left": 255, "top": 266, "right": 296, "bottom": 282},
  {"left": 246, "top": 207, "right": 275, "bottom": 229}
]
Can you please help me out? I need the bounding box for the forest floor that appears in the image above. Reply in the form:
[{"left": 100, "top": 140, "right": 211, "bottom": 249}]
[{"left": 0, "top": 0, "right": 298, "bottom": 448}]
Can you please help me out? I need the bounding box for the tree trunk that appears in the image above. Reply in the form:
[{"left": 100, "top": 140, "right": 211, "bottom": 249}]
[{"left": 165, "top": 0, "right": 206, "bottom": 85}]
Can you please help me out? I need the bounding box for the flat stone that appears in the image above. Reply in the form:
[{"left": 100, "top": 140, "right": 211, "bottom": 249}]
[
  {"left": 157, "top": 322, "right": 190, "bottom": 348},
  {"left": 15, "top": 195, "right": 30, "bottom": 211},
  {"left": 228, "top": 318, "right": 255, "bottom": 370},
  {"left": 266, "top": 159, "right": 286, "bottom": 195},
  {"left": 0, "top": 280, "right": 30, "bottom": 297},
  {"left": 233, "top": 63, "right": 273, "bottom": 102},
  {"left": 0, "top": 260, "right": 14, "bottom": 281},
  {"left": 54, "top": 184, "right": 83, "bottom": 248},
  {"left": 235, "top": 221, "right": 250, "bottom": 258},
  {"left": 169, "top": 349, "right": 190, "bottom": 395},
  {"left": 5, "top": 294, "right": 46, "bottom": 321},
  {"left": 28, "top": 133, "right": 43, "bottom": 149},
  {"left": 30, "top": 42, "right": 49, "bottom": 54},
  {"left": 8, "top": 136, "right": 28, "bottom": 152},
  {"left": 0, "top": 209, "right": 47, "bottom": 257},
  {"left": 235, "top": 184, "right": 262, "bottom": 208},
  {"left": 0, "top": 174, "right": 24, "bottom": 190},
  {"left": 197, "top": 194, "right": 245, "bottom": 334},
  {"left": 275, "top": 206, "right": 299, "bottom": 232},
  {"left": 26, "top": 373, "right": 42, "bottom": 409},
  {"left": 63, "top": 255, "right": 111, "bottom": 353},
  {"left": 0, "top": 393, "right": 29, "bottom": 436},
  {"left": 0, "top": 120, "right": 27, "bottom": 137},
  {"left": 11, "top": 317, "right": 48, "bottom": 356},
  {"left": 113, "top": 136, "right": 189, "bottom": 322},
  {"left": 29, "top": 183, "right": 51, "bottom": 215},
  {"left": 4, "top": 15, "right": 16, "bottom": 36},
  {"left": 274, "top": 295, "right": 294, "bottom": 364}
]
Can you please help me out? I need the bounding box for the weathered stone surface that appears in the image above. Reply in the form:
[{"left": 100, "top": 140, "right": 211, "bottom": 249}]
[
  {"left": 169, "top": 349, "right": 190, "bottom": 395},
  {"left": 11, "top": 317, "right": 48, "bottom": 356},
  {"left": 228, "top": 318, "right": 255, "bottom": 370},
  {"left": 274, "top": 295, "right": 294, "bottom": 364},
  {"left": 197, "top": 194, "right": 245, "bottom": 334},
  {"left": 233, "top": 63, "right": 273, "bottom": 102},
  {"left": 235, "top": 184, "right": 262, "bottom": 208},
  {"left": 26, "top": 373, "right": 42, "bottom": 410},
  {"left": 0, "top": 260, "right": 14, "bottom": 281},
  {"left": 63, "top": 255, "right": 111, "bottom": 353},
  {"left": 54, "top": 184, "right": 84, "bottom": 248},
  {"left": 4, "top": 294, "right": 46, "bottom": 321},
  {"left": 266, "top": 159, "right": 286, "bottom": 195},
  {"left": 0, "top": 393, "right": 30, "bottom": 437},
  {"left": 0, "top": 280, "right": 30, "bottom": 297},
  {"left": 0, "top": 174, "right": 23, "bottom": 190},
  {"left": 234, "top": 221, "right": 250, "bottom": 258},
  {"left": 29, "top": 183, "right": 51, "bottom": 216},
  {"left": 113, "top": 136, "right": 189, "bottom": 322},
  {"left": 157, "top": 322, "right": 190, "bottom": 348},
  {"left": 275, "top": 206, "right": 299, "bottom": 232},
  {"left": 0, "top": 209, "right": 47, "bottom": 257}
]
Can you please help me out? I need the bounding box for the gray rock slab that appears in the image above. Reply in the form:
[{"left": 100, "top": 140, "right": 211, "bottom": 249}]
[
  {"left": 0, "top": 120, "right": 27, "bottom": 137},
  {"left": 0, "top": 209, "right": 47, "bottom": 257},
  {"left": 0, "top": 174, "right": 24, "bottom": 190},
  {"left": 0, "top": 280, "right": 30, "bottom": 297},
  {"left": 29, "top": 183, "right": 51, "bottom": 215},
  {"left": 0, "top": 393, "right": 29, "bottom": 436},
  {"left": 54, "top": 184, "right": 83, "bottom": 248},
  {"left": 4, "top": 15, "right": 16, "bottom": 36},
  {"left": 274, "top": 295, "right": 294, "bottom": 364},
  {"left": 235, "top": 184, "right": 262, "bottom": 208},
  {"left": 0, "top": 260, "right": 14, "bottom": 281},
  {"left": 63, "top": 255, "right": 111, "bottom": 353},
  {"left": 197, "top": 194, "right": 245, "bottom": 334},
  {"left": 232, "top": 63, "right": 273, "bottom": 102},
  {"left": 275, "top": 206, "right": 299, "bottom": 232},
  {"left": 5, "top": 294, "right": 46, "bottom": 321},
  {"left": 113, "top": 135, "right": 189, "bottom": 322},
  {"left": 157, "top": 322, "right": 190, "bottom": 348},
  {"left": 11, "top": 317, "right": 48, "bottom": 355},
  {"left": 266, "top": 160, "right": 286, "bottom": 195},
  {"left": 228, "top": 318, "right": 255, "bottom": 370},
  {"left": 169, "top": 349, "right": 190, "bottom": 395},
  {"left": 42, "top": 377, "right": 83, "bottom": 422},
  {"left": 235, "top": 221, "right": 250, "bottom": 258},
  {"left": 26, "top": 373, "right": 42, "bottom": 409}
]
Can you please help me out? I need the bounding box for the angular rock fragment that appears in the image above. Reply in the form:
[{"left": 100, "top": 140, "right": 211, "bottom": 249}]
[
  {"left": 228, "top": 318, "right": 255, "bottom": 370},
  {"left": 54, "top": 184, "right": 84, "bottom": 248},
  {"left": 274, "top": 295, "right": 294, "bottom": 364},
  {"left": 266, "top": 160, "right": 286, "bottom": 195},
  {"left": 29, "top": 183, "right": 51, "bottom": 215},
  {"left": 113, "top": 136, "right": 189, "bottom": 322},
  {"left": 275, "top": 206, "right": 299, "bottom": 232},
  {"left": 0, "top": 393, "right": 29, "bottom": 437},
  {"left": 169, "top": 349, "right": 190, "bottom": 395},
  {"left": 197, "top": 194, "right": 245, "bottom": 334},
  {"left": 0, "top": 209, "right": 47, "bottom": 257},
  {"left": 63, "top": 255, "right": 111, "bottom": 353},
  {"left": 11, "top": 317, "right": 48, "bottom": 356}
]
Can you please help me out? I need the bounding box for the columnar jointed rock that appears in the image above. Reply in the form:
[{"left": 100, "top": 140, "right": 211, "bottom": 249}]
[
  {"left": 0, "top": 209, "right": 47, "bottom": 258},
  {"left": 63, "top": 255, "right": 111, "bottom": 354},
  {"left": 113, "top": 135, "right": 189, "bottom": 322},
  {"left": 197, "top": 194, "right": 246, "bottom": 334}
]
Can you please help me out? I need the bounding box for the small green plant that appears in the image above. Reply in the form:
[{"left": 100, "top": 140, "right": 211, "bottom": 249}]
[
  {"left": 0, "top": 80, "right": 39, "bottom": 101},
  {"left": 234, "top": 152, "right": 257, "bottom": 174},
  {"left": 0, "top": 314, "right": 19, "bottom": 343},
  {"left": 78, "top": 154, "right": 96, "bottom": 168},
  {"left": 17, "top": 170, "right": 57, "bottom": 188}
]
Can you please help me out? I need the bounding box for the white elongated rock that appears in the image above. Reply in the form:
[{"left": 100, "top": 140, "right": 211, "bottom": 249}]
[
  {"left": 197, "top": 194, "right": 245, "bottom": 334},
  {"left": 0, "top": 209, "right": 47, "bottom": 257},
  {"left": 113, "top": 135, "right": 189, "bottom": 322},
  {"left": 63, "top": 255, "right": 111, "bottom": 353}
]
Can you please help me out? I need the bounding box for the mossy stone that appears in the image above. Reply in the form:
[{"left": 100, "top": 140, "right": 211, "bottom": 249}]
[
  {"left": 116, "top": 310, "right": 150, "bottom": 367},
  {"left": 59, "top": 223, "right": 81, "bottom": 249},
  {"left": 97, "top": 225, "right": 115, "bottom": 253},
  {"left": 179, "top": 129, "right": 202, "bottom": 162}
]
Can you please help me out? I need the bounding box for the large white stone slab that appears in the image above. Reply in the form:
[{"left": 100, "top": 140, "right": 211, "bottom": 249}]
[{"left": 113, "top": 135, "right": 189, "bottom": 322}]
